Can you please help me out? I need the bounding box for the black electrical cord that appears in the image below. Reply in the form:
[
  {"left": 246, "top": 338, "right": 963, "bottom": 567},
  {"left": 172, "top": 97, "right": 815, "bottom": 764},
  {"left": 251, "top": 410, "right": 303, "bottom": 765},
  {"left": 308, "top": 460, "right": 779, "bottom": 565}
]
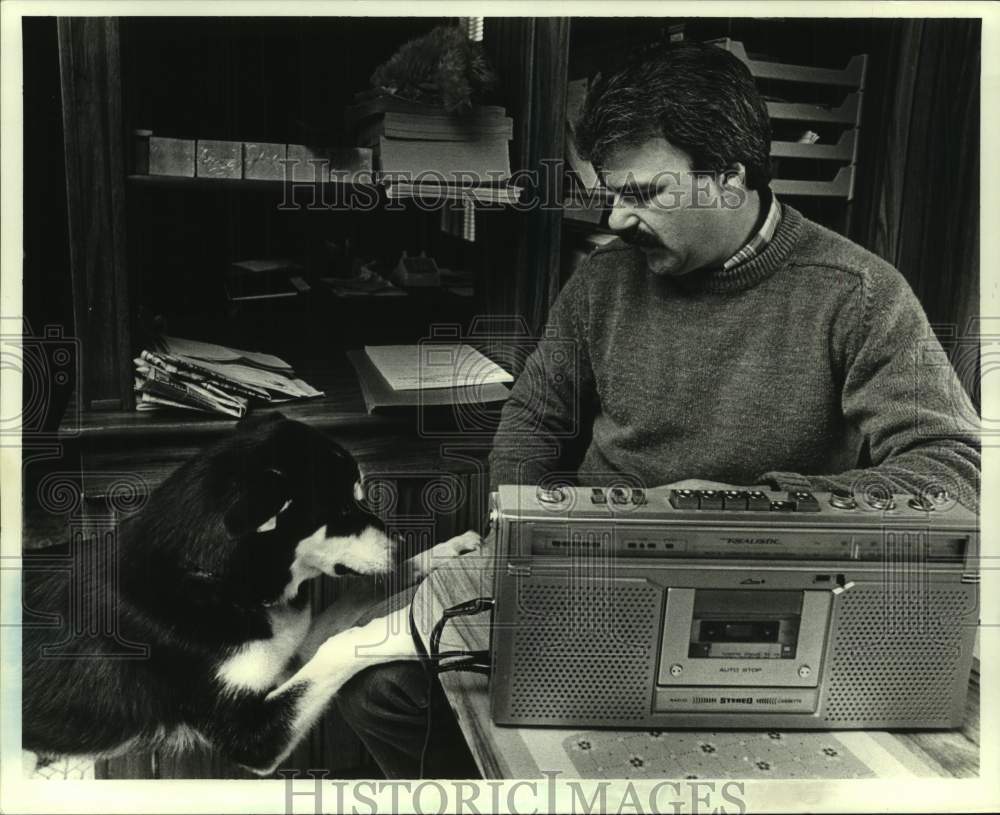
[{"left": 409, "top": 597, "right": 494, "bottom": 778}]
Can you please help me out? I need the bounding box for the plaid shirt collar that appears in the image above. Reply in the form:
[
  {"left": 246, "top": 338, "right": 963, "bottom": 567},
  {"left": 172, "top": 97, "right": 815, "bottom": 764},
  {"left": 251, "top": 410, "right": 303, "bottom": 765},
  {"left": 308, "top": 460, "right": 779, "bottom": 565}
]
[{"left": 720, "top": 189, "right": 782, "bottom": 271}]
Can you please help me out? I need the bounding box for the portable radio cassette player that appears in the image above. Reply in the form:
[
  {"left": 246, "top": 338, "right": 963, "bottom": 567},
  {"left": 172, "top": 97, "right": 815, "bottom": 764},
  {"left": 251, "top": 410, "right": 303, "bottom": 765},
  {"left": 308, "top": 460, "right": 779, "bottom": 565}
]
[{"left": 488, "top": 484, "right": 979, "bottom": 729}]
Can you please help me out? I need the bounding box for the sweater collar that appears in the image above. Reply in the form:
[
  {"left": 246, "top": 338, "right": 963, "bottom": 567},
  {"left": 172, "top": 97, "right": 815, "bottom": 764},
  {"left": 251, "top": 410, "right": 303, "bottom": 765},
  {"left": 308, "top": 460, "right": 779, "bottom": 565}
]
[{"left": 673, "top": 195, "right": 803, "bottom": 295}]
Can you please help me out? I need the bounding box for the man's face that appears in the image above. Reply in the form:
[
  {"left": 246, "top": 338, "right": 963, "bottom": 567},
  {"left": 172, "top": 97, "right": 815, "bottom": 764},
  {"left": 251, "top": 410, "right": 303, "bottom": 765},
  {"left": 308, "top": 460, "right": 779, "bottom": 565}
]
[{"left": 601, "top": 138, "right": 740, "bottom": 278}]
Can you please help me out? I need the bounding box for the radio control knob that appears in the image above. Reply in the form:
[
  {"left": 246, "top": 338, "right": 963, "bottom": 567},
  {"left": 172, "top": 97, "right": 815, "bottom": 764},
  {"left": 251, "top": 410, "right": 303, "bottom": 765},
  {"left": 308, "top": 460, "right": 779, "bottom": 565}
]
[
  {"left": 829, "top": 489, "right": 857, "bottom": 510},
  {"left": 798, "top": 665, "right": 812, "bottom": 678},
  {"left": 537, "top": 486, "right": 566, "bottom": 504},
  {"left": 669, "top": 664, "right": 683, "bottom": 677},
  {"left": 866, "top": 494, "right": 896, "bottom": 511},
  {"left": 931, "top": 488, "right": 950, "bottom": 503}
]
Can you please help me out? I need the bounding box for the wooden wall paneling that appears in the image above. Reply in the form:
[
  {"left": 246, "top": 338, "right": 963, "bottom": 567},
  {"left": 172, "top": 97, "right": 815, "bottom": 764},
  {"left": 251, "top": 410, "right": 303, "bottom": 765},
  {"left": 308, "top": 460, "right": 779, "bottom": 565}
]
[{"left": 57, "top": 18, "right": 133, "bottom": 411}]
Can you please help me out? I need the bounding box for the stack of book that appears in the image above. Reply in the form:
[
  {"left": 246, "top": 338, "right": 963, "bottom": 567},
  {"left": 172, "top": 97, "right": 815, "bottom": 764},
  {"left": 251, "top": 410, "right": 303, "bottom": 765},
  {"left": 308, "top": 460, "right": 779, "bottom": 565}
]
[
  {"left": 346, "top": 94, "right": 515, "bottom": 190},
  {"left": 133, "top": 336, "right": 323, "bottom": 417}
]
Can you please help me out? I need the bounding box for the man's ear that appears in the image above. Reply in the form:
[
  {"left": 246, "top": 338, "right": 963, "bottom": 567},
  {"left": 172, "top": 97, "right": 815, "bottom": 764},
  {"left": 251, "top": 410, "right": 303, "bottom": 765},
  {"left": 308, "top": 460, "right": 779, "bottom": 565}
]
[
  {"left": 721, "top": 163, "right": 746, "bottom": 189},
  {"left": 224, "top": 467, "right": 291, "bottom": 537}
]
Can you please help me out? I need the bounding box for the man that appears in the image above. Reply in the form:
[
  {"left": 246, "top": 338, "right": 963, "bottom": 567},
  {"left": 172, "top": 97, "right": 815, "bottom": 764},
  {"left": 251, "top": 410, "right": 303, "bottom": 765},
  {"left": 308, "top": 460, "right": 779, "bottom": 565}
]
[{"left": 337, "top": 41, "right": 980, "bottom": 778}]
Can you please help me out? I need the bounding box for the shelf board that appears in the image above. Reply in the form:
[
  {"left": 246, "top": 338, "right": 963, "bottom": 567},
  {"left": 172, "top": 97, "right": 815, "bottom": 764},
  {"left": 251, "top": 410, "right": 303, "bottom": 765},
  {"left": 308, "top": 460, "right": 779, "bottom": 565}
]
[
  {"left": 126, "top": 174, "right": 379, "bottom": 194},
  {"left": 127, "top": 174, "right": 522, "bottom": 212},
  {"left": 771, "top": 166, "right": 855, "bottom": 200},
  {"left": 767, "top": 94, "right": 861, "bottom": 126},
  {"left": 68, "top": 356, "right": 379, "bottom": 441},
  {"left": 66, "top": 351, "right": 494, "bottom": 443},
  {"left": 70, "top": 348, "right": 496, "bottom": 499},
  {"left": 771, "top": 130, "right": 857, "bottom": 162},
  {"left": 716, "top": 38, "right": 867, "bottom": 89}
]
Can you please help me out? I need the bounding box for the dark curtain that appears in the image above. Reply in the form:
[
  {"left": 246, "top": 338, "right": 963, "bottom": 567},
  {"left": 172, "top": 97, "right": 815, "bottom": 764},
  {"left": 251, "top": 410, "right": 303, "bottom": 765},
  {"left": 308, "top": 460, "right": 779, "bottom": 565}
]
[
  {"left": 480, "top": 18, "right": 570, "bottom": 344},
  {"left": 851, "top": 19, "right": 980, "bottom": 409}
]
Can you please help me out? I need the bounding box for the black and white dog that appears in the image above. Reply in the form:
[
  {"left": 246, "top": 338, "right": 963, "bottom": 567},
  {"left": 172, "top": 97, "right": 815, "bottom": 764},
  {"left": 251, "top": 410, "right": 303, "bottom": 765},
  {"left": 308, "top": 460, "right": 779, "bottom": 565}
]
[{"left": 22, "top": 413, "right": 480, "bottom": 775}]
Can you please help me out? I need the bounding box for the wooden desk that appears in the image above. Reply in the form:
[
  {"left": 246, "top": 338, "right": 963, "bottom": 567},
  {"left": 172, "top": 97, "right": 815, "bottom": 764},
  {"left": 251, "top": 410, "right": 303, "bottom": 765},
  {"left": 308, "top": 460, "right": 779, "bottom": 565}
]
[
  {"left": 411, "top": 542, "right": 980, "bottom": 780},
  {"left": 64, "top": 352, "right": 496, "bottom": 502}
]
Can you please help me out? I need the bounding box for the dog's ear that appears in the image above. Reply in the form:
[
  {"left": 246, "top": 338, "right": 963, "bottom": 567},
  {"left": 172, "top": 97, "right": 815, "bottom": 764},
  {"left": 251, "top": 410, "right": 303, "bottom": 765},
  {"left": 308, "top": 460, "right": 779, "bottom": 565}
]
[
  {"left": 236, "top": 411, "right": 288, "bottom": 432},
  {"left": 224, "top": 466, "right": 291, "bottom": 538}
]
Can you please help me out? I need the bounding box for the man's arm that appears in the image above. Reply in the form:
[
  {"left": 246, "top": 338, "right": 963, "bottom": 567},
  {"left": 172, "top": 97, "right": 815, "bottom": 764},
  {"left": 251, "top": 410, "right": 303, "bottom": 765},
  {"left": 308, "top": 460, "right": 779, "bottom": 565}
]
[
  {"left": 488, "top": 271, "right": 596, "bottom": 491},
  {"left": 758, "top": 265, "right": 980, "bottom": 511}
]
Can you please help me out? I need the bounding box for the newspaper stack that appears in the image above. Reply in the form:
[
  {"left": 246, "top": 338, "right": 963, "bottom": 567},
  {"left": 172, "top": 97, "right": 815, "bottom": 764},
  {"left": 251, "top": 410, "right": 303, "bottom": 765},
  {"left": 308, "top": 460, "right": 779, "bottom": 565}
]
[{"left": 133, "top": 335, "right": 323, "bottom": 418}]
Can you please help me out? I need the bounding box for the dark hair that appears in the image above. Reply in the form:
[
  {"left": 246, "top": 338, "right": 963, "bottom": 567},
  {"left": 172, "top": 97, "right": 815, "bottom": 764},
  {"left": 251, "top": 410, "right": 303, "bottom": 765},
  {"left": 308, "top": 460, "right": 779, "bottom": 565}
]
[{"left": 574, "top": 42, "right": 772, "bottom": 190}]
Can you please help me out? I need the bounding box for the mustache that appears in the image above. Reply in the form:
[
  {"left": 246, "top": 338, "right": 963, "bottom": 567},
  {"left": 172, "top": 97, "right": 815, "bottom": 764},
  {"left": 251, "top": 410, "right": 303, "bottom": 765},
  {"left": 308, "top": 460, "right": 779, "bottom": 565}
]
[{"left": 616, "top": 226, "right": 663, "bottom": 248}]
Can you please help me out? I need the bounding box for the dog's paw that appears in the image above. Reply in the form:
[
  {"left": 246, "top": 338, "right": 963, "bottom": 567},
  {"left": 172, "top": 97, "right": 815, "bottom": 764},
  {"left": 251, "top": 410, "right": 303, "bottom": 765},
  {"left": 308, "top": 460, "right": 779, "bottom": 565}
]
[{"left": 431, "top": 530, "right": 483, "bottom": 562}]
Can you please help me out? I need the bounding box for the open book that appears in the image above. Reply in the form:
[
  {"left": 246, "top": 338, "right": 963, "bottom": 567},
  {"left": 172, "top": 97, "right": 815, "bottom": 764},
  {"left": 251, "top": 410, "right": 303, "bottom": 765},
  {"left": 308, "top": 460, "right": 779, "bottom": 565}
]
[{"left": 363, "top": 344, "right": 513, "bottom": 391}]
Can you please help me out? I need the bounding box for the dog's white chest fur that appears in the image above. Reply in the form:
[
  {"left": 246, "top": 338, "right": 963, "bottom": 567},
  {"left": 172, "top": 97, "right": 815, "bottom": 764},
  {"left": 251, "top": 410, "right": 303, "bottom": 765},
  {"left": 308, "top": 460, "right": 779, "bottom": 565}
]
[{"left": 215, "top": 606, "right": 311, "bottom": 693}]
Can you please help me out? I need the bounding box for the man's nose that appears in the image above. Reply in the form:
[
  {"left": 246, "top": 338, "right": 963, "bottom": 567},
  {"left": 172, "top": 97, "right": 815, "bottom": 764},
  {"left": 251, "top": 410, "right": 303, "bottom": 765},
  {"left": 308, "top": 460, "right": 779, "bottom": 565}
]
[{"left": 607, "top": 201, "right": 639, "bottom": 233}]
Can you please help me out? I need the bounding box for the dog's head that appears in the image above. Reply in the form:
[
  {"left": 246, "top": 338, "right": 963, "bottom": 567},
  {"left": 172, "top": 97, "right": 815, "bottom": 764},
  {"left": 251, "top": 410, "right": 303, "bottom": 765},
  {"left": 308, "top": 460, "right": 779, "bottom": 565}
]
[{"left": 122, "top": 413, "right": 395, "bottom": 612}]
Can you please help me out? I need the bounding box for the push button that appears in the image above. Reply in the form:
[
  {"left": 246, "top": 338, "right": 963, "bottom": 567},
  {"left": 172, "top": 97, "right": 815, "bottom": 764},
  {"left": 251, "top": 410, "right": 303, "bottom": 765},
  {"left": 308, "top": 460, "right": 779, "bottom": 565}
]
[
  {"left": 770, "top": 500, "right": 796, "bottom": 512},
  {"left": 590, "top": 488, "right": 606, "bottom": 504},
  {"left": 789, "top": 490, "right": 820, "bottom": 512},
  {"left": 669, "top": 489, "right": 699, "bottom": 510},
  {"left": 722, "top": 490, "right": 748, "bottom": 510},
  {"left": 610, "top": 486, "right": 629, "bottom": 505},
  {"left": 697, "top": 490, "right": 723, "bottom": 510},
  {"left": 746, "top": 490, "right": 771, "bottom": 511},
  {"left": 631, "top": 488, "right": 647, "bottom": 505}
]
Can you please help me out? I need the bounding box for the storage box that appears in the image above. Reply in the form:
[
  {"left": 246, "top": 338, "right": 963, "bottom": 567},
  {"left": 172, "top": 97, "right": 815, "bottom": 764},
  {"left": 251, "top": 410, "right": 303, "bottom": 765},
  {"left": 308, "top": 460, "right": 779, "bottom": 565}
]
[
  {"left": 196, "top": 139, "right": 243, "bottom": 178},
  {"left": 148, "top": 136, "right": 195, "bottom": 177},
  {"left": 243, "top": 142, "right": 288, "bottom": 180},
  {"left": 286, "top": 145, "right": 373, "bottom": 183}
]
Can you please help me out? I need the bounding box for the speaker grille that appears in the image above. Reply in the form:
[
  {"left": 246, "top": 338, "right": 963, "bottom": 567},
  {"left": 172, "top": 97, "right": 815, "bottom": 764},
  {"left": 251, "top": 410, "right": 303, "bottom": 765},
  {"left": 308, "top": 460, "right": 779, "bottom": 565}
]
[
  {"left": 508, "top": 581, "right": 661, "bottom": 721},
  {"left": 822, "top": 587, "right": 970, "bottom": 724}
]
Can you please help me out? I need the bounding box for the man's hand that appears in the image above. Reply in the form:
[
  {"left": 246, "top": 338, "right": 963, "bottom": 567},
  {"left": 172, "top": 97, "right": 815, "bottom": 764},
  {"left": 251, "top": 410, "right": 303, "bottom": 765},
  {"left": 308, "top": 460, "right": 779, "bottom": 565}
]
[{"left": 662, "top": 479, "right": 771, "bottom": 492}]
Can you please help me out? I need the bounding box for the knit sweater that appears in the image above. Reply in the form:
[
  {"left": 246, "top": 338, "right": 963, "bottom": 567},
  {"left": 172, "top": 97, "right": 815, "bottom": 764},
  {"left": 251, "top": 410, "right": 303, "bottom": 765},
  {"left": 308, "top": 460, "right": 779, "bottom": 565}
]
[{"left": 488, "top": 204, "right": 980, "bottom": 510}]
